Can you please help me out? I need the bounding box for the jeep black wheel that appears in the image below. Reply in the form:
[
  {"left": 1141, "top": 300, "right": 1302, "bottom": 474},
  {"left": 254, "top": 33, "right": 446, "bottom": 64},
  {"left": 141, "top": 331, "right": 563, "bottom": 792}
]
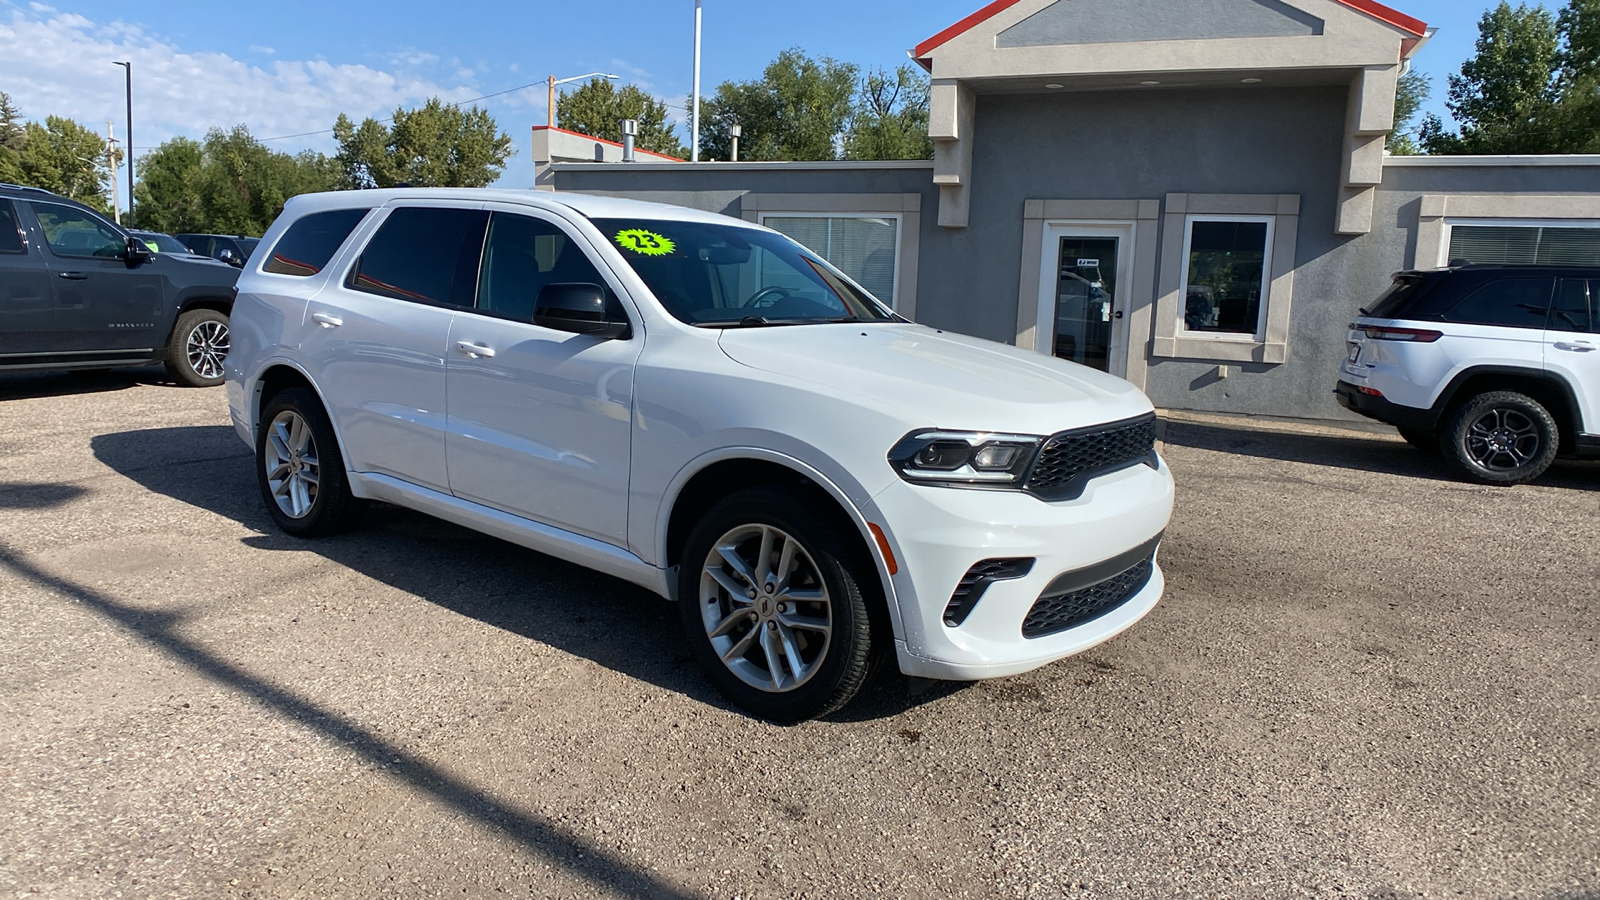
[{"left": 1444, "top": 391, "right": 1560, "bottom": 486}]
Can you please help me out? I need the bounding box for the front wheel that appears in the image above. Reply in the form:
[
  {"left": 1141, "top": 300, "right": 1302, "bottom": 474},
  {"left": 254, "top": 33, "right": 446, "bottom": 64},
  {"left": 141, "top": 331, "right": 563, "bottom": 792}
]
[
  {"left": 165, "top": 308, "right": 230, "bottom": 387},
  {"left": 1444, "top": 391, "right": 1560, "bottom": 485},
  {"left": 678, "top": 487, "right": 878, "bottom": 722}
]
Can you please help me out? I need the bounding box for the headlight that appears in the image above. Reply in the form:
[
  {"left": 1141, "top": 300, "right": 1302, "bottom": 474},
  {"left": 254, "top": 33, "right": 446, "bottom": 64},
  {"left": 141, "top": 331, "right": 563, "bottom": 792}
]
[{"left": 887, "top": 430, "right": 1043, "bottom": 488}]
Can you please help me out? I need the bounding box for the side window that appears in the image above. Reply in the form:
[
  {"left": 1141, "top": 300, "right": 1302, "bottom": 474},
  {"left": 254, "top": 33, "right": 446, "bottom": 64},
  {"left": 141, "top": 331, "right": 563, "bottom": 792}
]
[
  {"left": 263, "top": 208, "right": 369, "bottom": 276},
  {"left": 1551, "top": 279, "right": 1594, "bottom": 333},
  {"left": 183, "top": 236, "right": 211, "bottom": 256},
  {"left": 28, "top": 203, "right": 125, "bottom": 259},
  {"left": 349, "top": 207, "right": 489, "bottom": 307},
  {"left": 0, "top": 200, "right": 23, "bottom": 254},
  {"left": 1442, "top": 277, "right": 1554, "bottom": 329},
  {"left": 476, "top": 212, "right": 609, "bottom": 322}
]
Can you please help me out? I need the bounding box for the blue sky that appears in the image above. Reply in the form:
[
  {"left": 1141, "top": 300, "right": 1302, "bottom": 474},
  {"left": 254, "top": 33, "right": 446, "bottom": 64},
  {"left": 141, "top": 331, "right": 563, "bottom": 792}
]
[{"left": 0, "top": 0, "right": 1513, "bottom": 194}]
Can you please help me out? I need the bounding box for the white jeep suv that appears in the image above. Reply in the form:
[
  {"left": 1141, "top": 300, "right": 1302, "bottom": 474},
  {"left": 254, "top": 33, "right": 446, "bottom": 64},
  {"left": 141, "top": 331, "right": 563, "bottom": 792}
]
[
  {"left": 225, "top": 189, "right": 1175, "bottom": 720},
  {"left": 1338, "top": 265, "right": 1600, "bottom": 484}
]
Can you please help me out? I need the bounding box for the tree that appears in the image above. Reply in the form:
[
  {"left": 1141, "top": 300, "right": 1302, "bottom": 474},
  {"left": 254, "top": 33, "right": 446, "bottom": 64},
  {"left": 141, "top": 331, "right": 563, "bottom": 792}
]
[
  {"left": 17, "top": 116, "right": 114, "bottom": 211},
  {"left": 134, "top": 128, "right": 334, "bottom": 236},
  {"left": 333, "top": 97, "right": 512, "bottom": 189},
  {"left": 845, "top": 65, "right": 934, "bottom": 160},
  {"left": 1421, "top": 0, "right": 1600, "bottom": 154},
  {"left": 1387, "top": 70, "right": 1432, "bottom": 155},
  {"left": 701, "top": 49, "right": 858, "bottom": 161},
  {"left": 557, "top": 78, "right": 686, "bottom": 158},
  {"left": 133, "top": 137, "right": 206, "bottom": 233},
  {"left": 0, "top": 92, "right": 24, "bottom": 184}
]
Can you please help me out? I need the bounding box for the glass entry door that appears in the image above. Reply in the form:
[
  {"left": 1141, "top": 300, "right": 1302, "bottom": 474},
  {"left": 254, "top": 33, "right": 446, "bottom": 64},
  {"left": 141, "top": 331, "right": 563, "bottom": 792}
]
[{"left": 1051, "top": 235, "right": 1119, "bottom": 371}]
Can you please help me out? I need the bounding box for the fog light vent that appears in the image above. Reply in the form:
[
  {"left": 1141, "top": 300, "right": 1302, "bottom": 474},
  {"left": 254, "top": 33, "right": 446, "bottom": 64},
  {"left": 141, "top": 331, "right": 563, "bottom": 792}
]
[{"left": 944, "top": 558, "right": 1034, "bottom": 627}]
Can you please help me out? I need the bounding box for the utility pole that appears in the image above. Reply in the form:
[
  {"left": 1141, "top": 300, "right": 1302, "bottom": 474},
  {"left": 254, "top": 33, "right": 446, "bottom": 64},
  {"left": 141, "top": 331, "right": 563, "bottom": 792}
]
[
  {"left": 113, "top": 61, "right": 133, "bottom": 226},
  {"left": 106, "top": 122, "right": 121, "bottom": 225},
  {"left": 548, "top": 75, "right": 557, "bottom": 129},
  {"left": 691, "top": 0, "right": 702, "bottom": 162}
]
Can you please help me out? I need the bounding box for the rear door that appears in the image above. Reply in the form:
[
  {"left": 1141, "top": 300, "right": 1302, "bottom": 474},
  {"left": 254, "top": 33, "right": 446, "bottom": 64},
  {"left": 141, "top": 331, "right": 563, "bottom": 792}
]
[
  {"left": 28, "top": 200, "right": 166, "bottom": 352},
  {"left": 1545, "top": 278, "right": 1599, "bottom": 435},
  {"left": 0, "top": 199, "right": 57, "bottom": 356}
]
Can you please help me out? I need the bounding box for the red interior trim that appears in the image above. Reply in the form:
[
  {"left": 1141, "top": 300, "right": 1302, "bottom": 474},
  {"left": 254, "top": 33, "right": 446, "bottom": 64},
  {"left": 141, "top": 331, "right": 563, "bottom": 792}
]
[
  {"left": 530, "top": 125, "right": 685, "bottom": 162},
  {"left": 914, "top": 0, "right": 1426, "bottom": 59}
]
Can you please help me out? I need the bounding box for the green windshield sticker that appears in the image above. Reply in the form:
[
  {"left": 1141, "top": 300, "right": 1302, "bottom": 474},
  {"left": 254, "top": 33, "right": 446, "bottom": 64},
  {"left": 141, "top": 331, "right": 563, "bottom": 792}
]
[{"left": 614, "top": 228, "right": 675, "bottom": 257}]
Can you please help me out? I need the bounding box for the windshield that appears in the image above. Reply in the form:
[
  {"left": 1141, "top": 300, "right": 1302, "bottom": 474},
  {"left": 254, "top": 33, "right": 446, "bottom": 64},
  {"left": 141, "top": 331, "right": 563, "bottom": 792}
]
[
  {"left": 236, "top": 237, "right": 261, "bottom": 256},
  {"left": 133, "top": 232, "right": 192, "bottom": 254},
  {"left": 590, "top": 218, "right": 896, "bottom": 327}
]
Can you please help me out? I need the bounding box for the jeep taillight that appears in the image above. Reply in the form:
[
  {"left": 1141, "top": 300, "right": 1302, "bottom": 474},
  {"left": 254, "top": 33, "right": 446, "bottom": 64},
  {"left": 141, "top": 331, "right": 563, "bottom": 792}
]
[{"left": 1359, "top": 326, "right": 1443, "bottom": 343}]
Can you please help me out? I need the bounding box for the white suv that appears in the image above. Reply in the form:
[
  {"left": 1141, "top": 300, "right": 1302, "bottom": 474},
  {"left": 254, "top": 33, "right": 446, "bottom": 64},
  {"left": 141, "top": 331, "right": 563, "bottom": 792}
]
[
  {"left": 1338, "top": 265, "right": 1600, "bottom": 484},
  {"left": 225, "top": 189, "right": 1175, "bottom": 720}
]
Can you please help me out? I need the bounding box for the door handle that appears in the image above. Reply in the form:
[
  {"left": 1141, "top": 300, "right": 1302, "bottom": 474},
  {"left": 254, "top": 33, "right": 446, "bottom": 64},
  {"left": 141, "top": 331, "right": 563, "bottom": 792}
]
[
  {"left": 1113, "top": 310, "right": 1124, "bottom": 319},
  {"left": 1554, "top": 342, "right": 1596, "bottom": 352},
  {"left": 56, "top": 271, "right": 87, "bottom": 280},
  {"left": 455, "top": 341, "right": 496, "bottom": 359},
  {"left": 312, "top": 312, "right": 343, "bottom": 328}
]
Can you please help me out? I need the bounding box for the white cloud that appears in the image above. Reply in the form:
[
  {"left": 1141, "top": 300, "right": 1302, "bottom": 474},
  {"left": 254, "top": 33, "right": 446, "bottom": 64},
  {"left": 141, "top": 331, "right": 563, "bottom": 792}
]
[
  {"left": 0, "top": 8, "right": 481, "bottom": 155},
  {"left": 248, "top": 45, "right": 275, "bottom": 55}
]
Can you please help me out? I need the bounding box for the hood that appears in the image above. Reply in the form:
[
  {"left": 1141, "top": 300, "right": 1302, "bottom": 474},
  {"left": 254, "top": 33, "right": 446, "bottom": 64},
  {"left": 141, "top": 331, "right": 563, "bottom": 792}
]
[{"left": 718, "top": 323, "right": 1153, "bottom": 435}]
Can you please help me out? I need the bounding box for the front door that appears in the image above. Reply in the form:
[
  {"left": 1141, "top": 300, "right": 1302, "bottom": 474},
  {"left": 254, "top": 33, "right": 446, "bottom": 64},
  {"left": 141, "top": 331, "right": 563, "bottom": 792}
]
[
  {"left": 27, "top": 200, "right": 165, "bottom": 352},
  {"left": 1036, "top": 223, "right": 1134, "bottom": 375}
]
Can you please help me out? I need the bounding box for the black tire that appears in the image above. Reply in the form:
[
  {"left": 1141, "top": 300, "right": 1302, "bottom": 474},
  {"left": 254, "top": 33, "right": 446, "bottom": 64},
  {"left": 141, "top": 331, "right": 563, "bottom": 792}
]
[
  {"left": 1443, "top": 391, "right": 1560, "bottom": 485},
  {"left": 255, "top": 388, "right": 365, "bottom": 536},
  {"left": 164, "top": 308, "right": 230, "bottom": 387},
  {"left": 1397, "top": 427, "right": 1440, "bottom": 454},
  {"left": 677, "top": 487, "right": 879, "bottom": 722}
]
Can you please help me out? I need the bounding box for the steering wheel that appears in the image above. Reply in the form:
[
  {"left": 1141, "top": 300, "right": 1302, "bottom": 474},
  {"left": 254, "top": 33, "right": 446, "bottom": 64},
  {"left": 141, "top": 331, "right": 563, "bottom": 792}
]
[{"left": 742, "top": 285, "right": 792, "bottom": 309}]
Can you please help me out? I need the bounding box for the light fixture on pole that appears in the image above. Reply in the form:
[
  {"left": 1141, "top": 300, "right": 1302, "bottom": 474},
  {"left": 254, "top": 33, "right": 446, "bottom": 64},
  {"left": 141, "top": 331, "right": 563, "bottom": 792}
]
[
  {"left": 112, "top": 61, "right": 132, "bottom": 225},
  {"left": 547, "top": 72, "right": 620, "bottom": 128},
  {"left": 691, "top": 0, "right": 703, "bottom": 163}
]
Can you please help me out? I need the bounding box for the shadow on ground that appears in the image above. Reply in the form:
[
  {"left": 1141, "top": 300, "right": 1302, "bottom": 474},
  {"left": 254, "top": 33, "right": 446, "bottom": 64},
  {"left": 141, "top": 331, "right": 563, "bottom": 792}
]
[
  {"left": 0, "top": 367, "right": 174, "bottom": 402},
  {"left": 90, "top": 424, "right": 963, "bottom": 722},
  {"left": 1162, "top": 418, "right": 1600, "bottom": 492}
]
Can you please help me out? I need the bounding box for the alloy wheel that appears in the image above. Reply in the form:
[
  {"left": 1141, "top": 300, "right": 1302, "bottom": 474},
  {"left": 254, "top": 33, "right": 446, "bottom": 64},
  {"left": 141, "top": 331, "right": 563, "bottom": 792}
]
[
  {"left": 1464, "top": 406, "right": 1541, "bottom": 472},
  {"left": 698, "top": 524, "right": 833, "bottom": 693},
  {"left": 186, "top": 320, "right": 230, "bottom": 381},
  {"left": 263, "top": 410, "right": 320, "bottom": 519}
]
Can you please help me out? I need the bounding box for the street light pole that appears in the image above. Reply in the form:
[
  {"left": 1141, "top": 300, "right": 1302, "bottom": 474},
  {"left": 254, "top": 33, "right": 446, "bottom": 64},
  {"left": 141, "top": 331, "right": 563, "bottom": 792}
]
[
  {"left": 545, "top": 72, "right": 620, "bottom": 130},
  {"left": 691, "top": 0, "right": 702, "bottom": 163},
  {"left": 113, "top": 61, "right": 132, "bottom": 225}
]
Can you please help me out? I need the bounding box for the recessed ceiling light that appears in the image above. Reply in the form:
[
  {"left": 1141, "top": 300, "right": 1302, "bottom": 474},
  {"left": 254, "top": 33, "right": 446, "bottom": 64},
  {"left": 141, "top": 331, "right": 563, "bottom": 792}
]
[
  {"left": 1045, "top": 83, "right": 1064, "bottom": 89},
  {"left": 1242, "top": 77, "right": 1263, "bottom": 84},
  {"left": 1140, "top": 80, "right": 1161, "bottom": 86}
]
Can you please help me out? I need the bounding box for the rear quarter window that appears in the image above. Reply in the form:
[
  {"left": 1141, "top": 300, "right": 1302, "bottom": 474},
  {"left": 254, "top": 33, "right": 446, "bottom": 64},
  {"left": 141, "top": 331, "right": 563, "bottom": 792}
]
[
  {"left": 262, "top": 209, "right": 370, "bottom": 277},
  {"left": 1441, "top": 277, "right": 1555, "bottom": 329}
]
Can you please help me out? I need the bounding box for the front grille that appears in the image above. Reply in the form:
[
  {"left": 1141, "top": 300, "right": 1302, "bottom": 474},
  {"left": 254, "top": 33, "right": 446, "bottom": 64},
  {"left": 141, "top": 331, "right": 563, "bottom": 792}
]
[
  {"left": 1021, "top": 556, "right": 1154, "bottom": 639},
  {"left": 1024, "top": 414, "right": 1158, "bottom": 501},
  {"left": 943, "top": 558, "right": 1034, "bottom": 627}
]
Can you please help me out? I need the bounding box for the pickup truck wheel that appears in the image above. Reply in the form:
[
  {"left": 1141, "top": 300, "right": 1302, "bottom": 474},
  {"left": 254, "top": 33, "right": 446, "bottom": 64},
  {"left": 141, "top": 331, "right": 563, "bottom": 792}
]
[
  {"left": 678, "top": 487, "right": 875, "bottom": 722},
  {"left": 1444, "top": 391, "right": 1560, "bottom": 485},
  {"left": 1397, "top": 428, "right": 1439, "bottom": 454},
  {"left": 165, "top": 308, "right": 230, "bottom": 387},
  {"left": 256, "top": 388, "right": 365, "bottom": 536}
]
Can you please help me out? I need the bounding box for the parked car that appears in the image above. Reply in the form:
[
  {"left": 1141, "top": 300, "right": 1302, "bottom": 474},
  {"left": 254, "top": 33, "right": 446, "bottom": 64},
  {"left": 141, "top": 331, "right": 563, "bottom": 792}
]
[
  {"left": 226, "top": 189, "right": 1175, "bottom": 721},
  {"left": 0, "top": 183, "right": 241, "bottom": 386},
  {"left": 176, "top": 233, "right": 261, "bottom": 268},
  {"left": 1337, "top": 264, "right": 1599, "bottom": 484},
  {"left": 128, "top": 229, "right": 204, "bottom": 256}
]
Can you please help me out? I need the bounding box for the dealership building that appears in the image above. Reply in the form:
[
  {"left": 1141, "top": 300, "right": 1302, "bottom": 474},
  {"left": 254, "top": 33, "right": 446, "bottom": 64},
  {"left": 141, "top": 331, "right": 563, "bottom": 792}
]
[{"left": 544, "top": 0, "right": 1600, "bottom": 421}]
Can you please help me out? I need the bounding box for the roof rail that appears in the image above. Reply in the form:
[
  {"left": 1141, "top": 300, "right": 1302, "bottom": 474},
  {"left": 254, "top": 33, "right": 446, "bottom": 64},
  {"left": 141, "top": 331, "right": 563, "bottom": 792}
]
[{"left": 0, "top": 182, "right": 55, "bottom": 195}]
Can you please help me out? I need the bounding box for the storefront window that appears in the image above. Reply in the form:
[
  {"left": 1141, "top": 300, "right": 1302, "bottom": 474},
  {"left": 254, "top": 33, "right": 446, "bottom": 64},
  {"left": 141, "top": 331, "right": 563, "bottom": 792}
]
[{"left": 1180, "top": 218, "right": 1272, "bottom": 337}]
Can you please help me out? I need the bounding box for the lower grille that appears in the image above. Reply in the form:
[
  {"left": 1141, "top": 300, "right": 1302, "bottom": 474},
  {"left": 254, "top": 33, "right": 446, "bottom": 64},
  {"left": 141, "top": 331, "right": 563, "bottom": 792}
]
[
  {"left": 944, "top": 558, "right": 1034, "bottom": 627},
  {"left": 1021, "top": 553, "right": 1156, "bottom": 639}
]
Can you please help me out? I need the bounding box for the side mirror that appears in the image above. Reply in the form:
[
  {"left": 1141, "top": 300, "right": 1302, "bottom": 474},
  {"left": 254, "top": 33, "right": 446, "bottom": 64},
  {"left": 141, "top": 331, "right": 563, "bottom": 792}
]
[
  {"left": 534, "top": 283, "right": 629, "bottom": 340},
  {"left": 218, "top": 249, "right": 241, "bottom": 267},
  {"left": 125, "top": 236, "right": 152, "bottom": 264}
]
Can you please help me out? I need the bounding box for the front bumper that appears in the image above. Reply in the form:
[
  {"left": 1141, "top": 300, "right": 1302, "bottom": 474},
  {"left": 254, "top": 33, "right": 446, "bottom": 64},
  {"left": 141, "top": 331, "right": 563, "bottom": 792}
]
[{"left": 871, "top": 456, "right": 1175, "bottom": 680}]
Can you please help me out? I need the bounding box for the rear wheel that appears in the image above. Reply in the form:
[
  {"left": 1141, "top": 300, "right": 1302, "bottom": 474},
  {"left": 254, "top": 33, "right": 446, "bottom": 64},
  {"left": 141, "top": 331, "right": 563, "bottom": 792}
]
[
  {"left": 1443, "top": 391, "right": 1560, "bottom": 485},
  {"left": 256, "top": 388, "right": 365, "bottom": 536},
  {"left": 677, "top": 487, "right": 877, "bottom": 722},
  {"left": 165, "top": 308, "right": 230, "bottom": 387}
]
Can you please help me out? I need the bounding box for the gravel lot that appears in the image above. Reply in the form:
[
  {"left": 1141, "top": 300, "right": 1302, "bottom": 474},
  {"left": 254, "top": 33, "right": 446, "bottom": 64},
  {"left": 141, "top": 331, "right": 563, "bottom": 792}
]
[{"left": 0, "top": 369, "right": 1595, "bottom": 899}]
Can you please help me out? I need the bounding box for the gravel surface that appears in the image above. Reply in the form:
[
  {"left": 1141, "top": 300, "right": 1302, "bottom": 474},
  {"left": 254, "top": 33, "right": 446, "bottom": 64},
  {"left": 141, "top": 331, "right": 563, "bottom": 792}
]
[{"left": 0, "top": 369, "right": 1595, "bottom": 899}]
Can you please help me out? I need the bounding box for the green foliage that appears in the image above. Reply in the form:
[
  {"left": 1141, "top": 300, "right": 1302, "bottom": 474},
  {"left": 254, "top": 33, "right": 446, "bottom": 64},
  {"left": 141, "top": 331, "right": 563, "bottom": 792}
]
[
  {"left": 0, "top": 92, "right": 23, "bottom": 185},
  {"left": 557, "top": 79, "right": 686, "bottom": 158},
  {"left": 1423, "top": 0, "right": 1600, "bottom": 154},
  {"left": 334, "top": 97, "right": 513, "bottom": 189},
  {"left": 134, "top": 128, "right": 334, "bottom": 236},
  {"left": 845, "top": 65, "right": 934, "bottom": 161},
  {"left": 1387, "top": 70, "right": 1432, "bottom": 156},
  {"left": 701, "top": 49, "right": 859, "bottom": 161},
  {"left": 17, "top": 116, "right": 114, "bottom": 212}
]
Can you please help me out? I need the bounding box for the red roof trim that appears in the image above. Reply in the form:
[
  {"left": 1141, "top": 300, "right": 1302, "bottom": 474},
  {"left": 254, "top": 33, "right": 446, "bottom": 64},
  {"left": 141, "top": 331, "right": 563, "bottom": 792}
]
[
  {"left": 530, "top": 125, "right": 686, "bottom": 162},
  {"left": 914, "top": 0, "right": 1426, "bottom": 59}
]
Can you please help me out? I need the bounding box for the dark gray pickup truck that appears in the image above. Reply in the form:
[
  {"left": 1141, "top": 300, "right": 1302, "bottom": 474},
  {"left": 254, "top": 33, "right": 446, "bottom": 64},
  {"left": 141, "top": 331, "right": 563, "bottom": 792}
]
[{"left": 0, "top": 183, "right": 240, "bottom": 386}]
